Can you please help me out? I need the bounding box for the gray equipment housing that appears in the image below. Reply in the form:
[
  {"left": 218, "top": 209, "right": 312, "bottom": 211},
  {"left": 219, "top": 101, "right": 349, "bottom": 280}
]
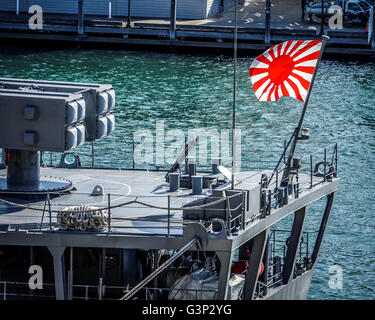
[
  {"left": 0, "top": 77, "right": 116, "bottom": 193},
  {"left": 0, "top": 77, "right": 115, "bottom": 152},
  {"left": 183, "top": 183, "right": 260, "bottom": 223}
]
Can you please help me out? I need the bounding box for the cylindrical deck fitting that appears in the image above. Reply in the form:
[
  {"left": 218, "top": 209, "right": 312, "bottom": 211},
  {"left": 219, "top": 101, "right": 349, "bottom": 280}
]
[
  {"left": 211, "top": 158, "right": 222, "bottom": 174},
  {"left": 169, "top": 172, "right": 180, "bottom": 192},
  {"left": 7, "top": 149, "right": 40, "bottom": 187},
  {"left": 192, "top": 176, "right": 203, "bottom": 195},
  {"left": 188, "top": 158, "right": 196, "bottom": 178}
]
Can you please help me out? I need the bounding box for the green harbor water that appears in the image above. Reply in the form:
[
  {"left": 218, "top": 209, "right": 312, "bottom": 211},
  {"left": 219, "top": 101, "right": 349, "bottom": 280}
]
[{"left": 0, "top": 46, "right": 374, "bottom": 299}]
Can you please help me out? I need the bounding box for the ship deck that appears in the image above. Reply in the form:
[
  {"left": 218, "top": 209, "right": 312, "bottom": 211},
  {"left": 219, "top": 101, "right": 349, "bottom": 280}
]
[
  {"left": 0, "top": 166, "right": 264, "bottom": 237},
  {"left": 0, "top": 165, "right": 340, "bottom": 248}
]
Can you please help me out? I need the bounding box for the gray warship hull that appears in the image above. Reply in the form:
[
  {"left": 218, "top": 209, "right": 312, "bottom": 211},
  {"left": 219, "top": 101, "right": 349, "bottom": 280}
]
[{"left": 0, "top": 160, "right": 339, "bottom": 300}]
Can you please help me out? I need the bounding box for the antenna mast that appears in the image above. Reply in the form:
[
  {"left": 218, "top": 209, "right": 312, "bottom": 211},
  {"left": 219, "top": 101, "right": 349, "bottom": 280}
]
[
  {"left": 282, "top": 35, "right": 329, "bottom": 184},
  {"left": 231, "top": 0, "right": 238, "bottom": 190}
]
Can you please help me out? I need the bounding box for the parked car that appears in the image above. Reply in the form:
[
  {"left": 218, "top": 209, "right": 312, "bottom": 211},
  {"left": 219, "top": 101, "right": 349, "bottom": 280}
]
[
  {"left": 344, "top": 0, "right": 370, "bottom": 26},
  {"left": 305, "top": 0, "right": 370, "bottom": 25},
  {"left": 359, "top": 0, "right": 374, "bottom": 8},
  {"left": 306, "top": 1, "right": 339, "bottom": 23}
]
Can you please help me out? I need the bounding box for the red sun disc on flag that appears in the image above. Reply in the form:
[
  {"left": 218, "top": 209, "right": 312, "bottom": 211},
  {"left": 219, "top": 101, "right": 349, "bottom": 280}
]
[{"left": 249, "top": 40, "right": 323, "bottom": 102}]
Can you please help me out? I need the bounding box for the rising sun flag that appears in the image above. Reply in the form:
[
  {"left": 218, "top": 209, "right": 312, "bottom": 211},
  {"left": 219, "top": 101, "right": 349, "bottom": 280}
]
[{"left": 249, "top": 40, "right": 324, "bottom": 102}]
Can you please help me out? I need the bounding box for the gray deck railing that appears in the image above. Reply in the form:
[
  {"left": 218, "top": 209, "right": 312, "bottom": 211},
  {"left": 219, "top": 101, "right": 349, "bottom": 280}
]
[
  {"left": 0, "top": 280, "right": 217, "bottom": 301},
  {"left": 260, "top": 142, "right": 338, "bottom": 216},
  {"left": 253, "top": 229, "right": 318, "bottom": 299},
  {"left": 0, "top": 192, "right": 242, "bottom": 236}
]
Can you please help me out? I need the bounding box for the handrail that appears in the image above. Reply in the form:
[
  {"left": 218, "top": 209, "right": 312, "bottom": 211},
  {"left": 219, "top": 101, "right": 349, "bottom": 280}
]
[{"left": 0, "top": 280, "right": 218, "bottom": 301}]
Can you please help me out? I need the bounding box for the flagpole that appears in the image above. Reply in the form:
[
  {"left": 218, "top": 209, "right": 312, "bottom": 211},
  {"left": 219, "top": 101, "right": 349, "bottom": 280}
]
[
  {"left": 283, "top": 35, "right": 329, "bottom": 183},
  {"left": 231, "top": 0, "right": 238, "bottom": 190}
]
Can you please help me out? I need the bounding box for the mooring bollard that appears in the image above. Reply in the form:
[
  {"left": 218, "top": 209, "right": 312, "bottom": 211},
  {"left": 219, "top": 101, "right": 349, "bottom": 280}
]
[
  {"left": 192, "top": 176, "right": 203, "bottom": 195},
  {"left": 169, "top": 172, "right": 180, "bottom": 192}
]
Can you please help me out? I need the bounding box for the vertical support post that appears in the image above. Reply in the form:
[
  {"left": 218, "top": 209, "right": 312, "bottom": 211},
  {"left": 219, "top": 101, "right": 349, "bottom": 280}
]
[
  {"left": 102, "top": 248, "right": 106, "bottom": 296},
  {"left": 267, "top": 190, "right": 271, "bottom": 215},
  {"left": 311, "top": 192, "right": 335, "bottom": 264},
  {"left": 91, "top": 141, "right": 95, "bottom": 167},
  {"left": 7, "top": 150, "right": 40, "bottom": 187},
  {"left": 167, "top": 195, "right": 171, "bottom": 237},
  {"left": 3, "top": 282, "right": 6, "bottom": 300},
  {"left": 48, "top": 246, "right": 66, "bottom": 300},
  {"left": 78, "top": 0, "right": 84, "bottom": 35},
  {"left": 306, "top": 232, "right": 309, "bottom": 258},
  {"left": 40, "top": 151, "right": 44, "bottom": 167},
  {"left": 16, "top": 0, "right": 19, "bottom": 15},
  {"left": 67, "top": 270, "right": 71, "bottom": 300},
  {"left": 241, "top": 191, "right": 245, "bottom": 230},
  {"left": 368, "top": 6, "right": 372, "bottom": 45},
  {"left": 282, "top": 206, "right": 307, "bottom": 284},
  {"left": 132, "top": 138, "right": 135, "bottom": 169},
  {"left": 226, "top": 197, "right": 232, "bottom": 235},
  {"left": 243, "top": 229, "right": 270, "bottom": 300},
  {"left": 334, "top": 143, "right": 338, "bottom": 177},
  {"left": 276, "top": 169, "right": 279, "bottom": 188},
  {"left": 47, "top": 193, "right": 52, "bottom": 232},
  {"left": 324, "top": 147, "right": 327, "bottom": 182},
  {"left": 319, "top": 0, "right": 324, "bottom": 35},
  {"left": 310, "top": 154, "right": 313, "bottom": 188},
  {"left": 262, "top": 235, "right": 270, "bottom": 296},
  {"left": 30, "top": 245, "right": 34, "bottom": 267},
  {"left": 170, "top": 0, "right": 177, "bottom": 40},
  {"left": 296, "top": 169, "right": 299, "bottom": 198},
  {"left": 127, "top": 0, "right": 132, "bottom": 28},
  {"left": 231, "top": 0, "right": 238, "bottom": 190},
  {"left": 184, "top": 136, "right": 188, "bottom": 172},
  {"left": 98, "top": 277, "right": 103, "bottom": 300},
  {"left": 108, "top": 1, "right": 112, "bottom": 19},
  {"left": 371, "top": 6, "right": 375, "bottom": 50},
  {"left": 108, "top": 193, "right": 111, "bottom": 233},
  {"left": 265, "top": 0, "right": 271, "bottom": 44},
  {"left": 216, "top": 250, "right": 234, "bottom": 300},
  {"left": 68, "top": 247, "right": 73, "bottom": 300}
]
